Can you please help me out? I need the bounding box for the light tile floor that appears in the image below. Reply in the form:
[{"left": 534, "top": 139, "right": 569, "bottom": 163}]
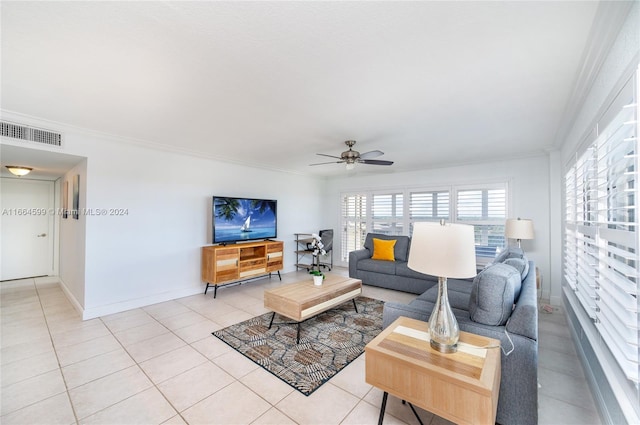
[{"left": 1, "top": 269, "right": 601, "bottom": 424}]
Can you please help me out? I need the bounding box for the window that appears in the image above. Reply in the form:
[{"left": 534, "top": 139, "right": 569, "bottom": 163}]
[
  {"left": 340, "top": 193, "right": 367, "bottom": 262},
  {"left": 564, "top": 77, "right": 639, "bottom": 383},
  {"left": 456, "top": 187, "right": 507, "bottom": 259},
  {"left": 371, "top": 193, "right": 403, "bottom": 235},
  {"left": 409, "top": 190, "right": 450, "bottom": 234},
  {"left": 340, "top": 183, "right": 507, "bottom": 264}
]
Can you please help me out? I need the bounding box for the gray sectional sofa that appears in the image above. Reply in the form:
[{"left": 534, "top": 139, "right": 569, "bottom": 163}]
[{"left": 349, "top": 232, "right": 538, "bottom": 425}]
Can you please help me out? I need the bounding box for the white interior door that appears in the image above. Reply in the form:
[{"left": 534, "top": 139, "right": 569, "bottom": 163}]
[{"left": 1, "top": 178, "right": 55, "bottom": 281}]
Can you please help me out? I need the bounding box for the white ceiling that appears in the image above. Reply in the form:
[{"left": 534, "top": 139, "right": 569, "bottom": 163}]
[{"left": 0, "top": 1, "right": 622, "bottom": 177}]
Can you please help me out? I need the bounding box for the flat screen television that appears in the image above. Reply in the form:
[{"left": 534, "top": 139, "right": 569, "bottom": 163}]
[{"left": 212, "top": 196, "right": 277, "bottom": 244}]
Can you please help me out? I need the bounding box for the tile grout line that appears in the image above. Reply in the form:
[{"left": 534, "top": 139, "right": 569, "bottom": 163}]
[{"left": 33, "top": 280, "right": 81, "bottom": 425}]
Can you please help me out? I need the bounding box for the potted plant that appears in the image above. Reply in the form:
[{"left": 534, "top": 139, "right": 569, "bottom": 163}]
[{"left": 310, "top": 269, "right": 325, "bottom": 286}]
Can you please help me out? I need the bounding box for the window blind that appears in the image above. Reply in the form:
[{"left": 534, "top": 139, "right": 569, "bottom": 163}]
[
  {"left": 564, "top": 80, "right": 639, "bottom": 383},
  {"left": 409, "top": 190, "right": 450, "bottom": 234},
  {"left": 339, "top": 184, "right": 507, "bottom": 264},
  {"left": 457, "top": 188, "right": 506, "bottom": 258},
  {"left": 371, "top": 193, "right": 403, "bottom": 235},
  {"left": 340, "top": 193, "right": 367, "bottom": 262}
]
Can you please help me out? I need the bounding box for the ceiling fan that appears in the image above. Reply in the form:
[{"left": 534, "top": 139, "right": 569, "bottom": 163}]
[{"left": 310, "top": 140, "right": 394, "bottom": 169}]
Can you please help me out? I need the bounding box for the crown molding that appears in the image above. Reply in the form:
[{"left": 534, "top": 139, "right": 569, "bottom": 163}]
[{"left": 552, "top": 1, "right": 634, "bottom": 149}]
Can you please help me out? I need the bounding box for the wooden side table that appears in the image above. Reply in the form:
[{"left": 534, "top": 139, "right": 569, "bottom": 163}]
[{"left": 365, "top": 317, "right": 501, "bottom": 425}]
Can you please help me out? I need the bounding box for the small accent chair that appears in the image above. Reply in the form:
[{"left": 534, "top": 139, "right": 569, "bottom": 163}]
[{"left": 318, "top": 229, "right": 333, "bottom": 271}]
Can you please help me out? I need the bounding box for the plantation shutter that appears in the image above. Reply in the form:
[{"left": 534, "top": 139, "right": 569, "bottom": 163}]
[
  {"left": 340, "top": 193, "right": 367, "bottom": 262},
  {"left": 565, "top": 165, "right": 578, "bottom": 291},
  {"left": 371, "top": 193, "right": 403, "bottom": 235},
  {"left": 564, "top": 76, "right": 639, "bottom": 383},
  {"left": 409, "top": 190, "right": 450, "bottom": 234},
  {"left": 456, "top": 187, "right": 507, "bottom": 258}
]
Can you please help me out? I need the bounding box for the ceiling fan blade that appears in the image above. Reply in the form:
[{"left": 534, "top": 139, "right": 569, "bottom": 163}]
[
  {"left": 309, "top": 160, "right": 345, "bottom": 166},
  {"left": 316, "top": 153, "right": 342, "bottom": 159},
  {"left": 359, "top": 150, "right": 384, "bottom": 160},
  {"left": 359, "top": 159, "right": 394, "bottom": 166}
]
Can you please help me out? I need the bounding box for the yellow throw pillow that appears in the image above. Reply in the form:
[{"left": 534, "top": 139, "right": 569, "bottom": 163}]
[{"left": 371, "top": 238, "right": 396, "bottom": 261}]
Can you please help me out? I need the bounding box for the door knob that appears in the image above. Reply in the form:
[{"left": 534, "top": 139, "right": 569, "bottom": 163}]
[{"left": 37, "top": 233, "right": 47, "bottom": 237}]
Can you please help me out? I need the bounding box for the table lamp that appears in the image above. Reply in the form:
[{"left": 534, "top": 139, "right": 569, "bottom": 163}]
[
  {"left": 505, "top": 218, "right": 534, "bottom": 248},
  {"left": 408, "top": 220, "right": 477, "bottom": 353}
]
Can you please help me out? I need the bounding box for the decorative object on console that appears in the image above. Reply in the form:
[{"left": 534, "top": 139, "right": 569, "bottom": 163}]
[
  {"left": 407, "top": 220, "right": 477, "bottom": 353},
  {"left": 5, "top": 165, "right": 32, "bottom": 177},
  {"left": 505, "top": 217, "right": 534, "bottom": 248}
]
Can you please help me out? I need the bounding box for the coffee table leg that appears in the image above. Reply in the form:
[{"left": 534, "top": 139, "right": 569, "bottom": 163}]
[
  {"left": 407, "top": 402, "right": 425, "bottom": 425},
  {"left": 352, "top": 299, "right": 359, "bottom": 313},
  {"left": 268, "top": 312, "right": 276, "bottom": 329},
  {"left": 296, "top": 322, "right": 301, "bottom": 344},
  {"left": 378, "top": 392, "right": 388, "bottom": 425}
]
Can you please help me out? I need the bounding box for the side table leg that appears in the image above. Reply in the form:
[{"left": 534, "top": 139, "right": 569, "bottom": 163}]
[{"left": 378, "top": 392, "right": 388, "bottom": 425}]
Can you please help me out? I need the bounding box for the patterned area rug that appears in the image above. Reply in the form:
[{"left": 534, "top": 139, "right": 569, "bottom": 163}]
[{"left": 212, "top": 296, "right": 383, "bottom": 396}]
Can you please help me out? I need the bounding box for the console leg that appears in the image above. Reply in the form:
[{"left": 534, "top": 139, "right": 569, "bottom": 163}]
[
  {"left": 277, "top": 270, "right": 282, "bottom": 281},
  {"left": 204, "top": 283, "right": 210, "bottom": 295},
  {"left": 213, "top": 285, "right": 218, "bottom": 299},
  {"left": 378, "top": 392, "right": 388, "bottom": 425}
]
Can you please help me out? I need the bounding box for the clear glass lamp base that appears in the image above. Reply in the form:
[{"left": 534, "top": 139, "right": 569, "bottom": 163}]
[{"left": 428, "top": 276, "right": 459, "bottom": 354}]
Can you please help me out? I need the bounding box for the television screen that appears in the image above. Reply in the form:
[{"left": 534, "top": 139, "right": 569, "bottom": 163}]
[{"left": 213, "top": 196, "right": 277, "bottom": 244}]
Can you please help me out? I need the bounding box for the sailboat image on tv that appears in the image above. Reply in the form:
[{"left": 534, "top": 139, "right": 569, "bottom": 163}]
[
  {"left": 212, "top": 196, "right": 277, "bottom": 244},
  {"left": 241, "top": 216, "right": 252, "bottom": 232}
]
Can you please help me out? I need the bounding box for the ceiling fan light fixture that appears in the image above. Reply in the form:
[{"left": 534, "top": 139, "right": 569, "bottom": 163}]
[
  {"left": 345, "top": 162, "right": 356, "bottom": 170},
  {"left": 6, "top": 166, "right": 32, "bottom": 177}
]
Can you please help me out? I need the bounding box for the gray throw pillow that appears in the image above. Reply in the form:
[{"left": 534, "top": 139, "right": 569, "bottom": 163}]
[
  {"left": 469, "top": 263, "right": 520, "bottom": 326},
  {"left": 364, "top": 233, "right": 410, "bottom": 262}
]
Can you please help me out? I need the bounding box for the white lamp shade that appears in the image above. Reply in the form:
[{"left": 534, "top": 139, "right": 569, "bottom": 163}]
[
  {"left": 505, "top": 218, "right": 534, "bottom": 240},
  {"left": 408, "top": 222, "right": 477, "bottom": 279}
]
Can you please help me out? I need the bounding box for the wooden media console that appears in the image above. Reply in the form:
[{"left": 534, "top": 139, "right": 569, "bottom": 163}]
[{"left": 201, "top": 240, "right": 283, "bottom": 298}]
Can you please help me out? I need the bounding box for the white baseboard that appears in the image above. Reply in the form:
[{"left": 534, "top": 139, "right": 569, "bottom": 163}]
[
  {"left": 56, "top": 277, "right": 85, "bottom": 317},
  {"left": 81, "top": 286, "right": 203, "bottom": 320}
]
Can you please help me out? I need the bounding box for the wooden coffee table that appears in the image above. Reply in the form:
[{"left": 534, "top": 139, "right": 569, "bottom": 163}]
[
  {"left": 263, "top": 274, "right": 362, "bottom": 343},
  {"left": 365, "top": 316, "right": 501, "bottom": 425}
]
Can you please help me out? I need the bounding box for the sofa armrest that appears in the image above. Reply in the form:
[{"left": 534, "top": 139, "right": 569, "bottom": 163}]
[
  {"left": 348, "top": 248, "right": 371, "bottom": 278},
  {"left": 506, "top": 261, "right": 538, "bottom": 341},
  {"left": 382, "top": 301, "right": 430, "bottom": 329}
]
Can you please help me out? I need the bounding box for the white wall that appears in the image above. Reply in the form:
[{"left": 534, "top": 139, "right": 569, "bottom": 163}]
[
  {"left": 58, "top": 160, "right": 88, "bottom": 311},
  {"left": 323, "top": 154, "right": 552, "bottom": 297},
  {"left": 1, "top": 113, "right": 325, "bottom": 319}
]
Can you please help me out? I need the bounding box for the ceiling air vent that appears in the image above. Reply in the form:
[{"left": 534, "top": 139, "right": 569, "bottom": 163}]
[{"left": 1, "top": 121, "right": 62, "bottom": 147}]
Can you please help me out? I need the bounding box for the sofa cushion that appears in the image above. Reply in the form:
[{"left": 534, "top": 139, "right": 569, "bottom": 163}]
[
  {"left": 357, "top": 258, "right": 397, "bottom": 275},
  {"left": 502, "top": 257, "right": 528, "bottom": 300},
  {"left": 469, "top": 263, "right": 520, "bottom": 326},
  {"left": 364, "top": 233, "right": 410, "bottom": 262},
  {"left": 417, "top": 278, "right": 473, "bottom": 311},
  {"left": 396, "top": 262, "right": 437, "bottom": 281},
  {"left": 371, "top": 238, "right": 397, "bottom": 261}
]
